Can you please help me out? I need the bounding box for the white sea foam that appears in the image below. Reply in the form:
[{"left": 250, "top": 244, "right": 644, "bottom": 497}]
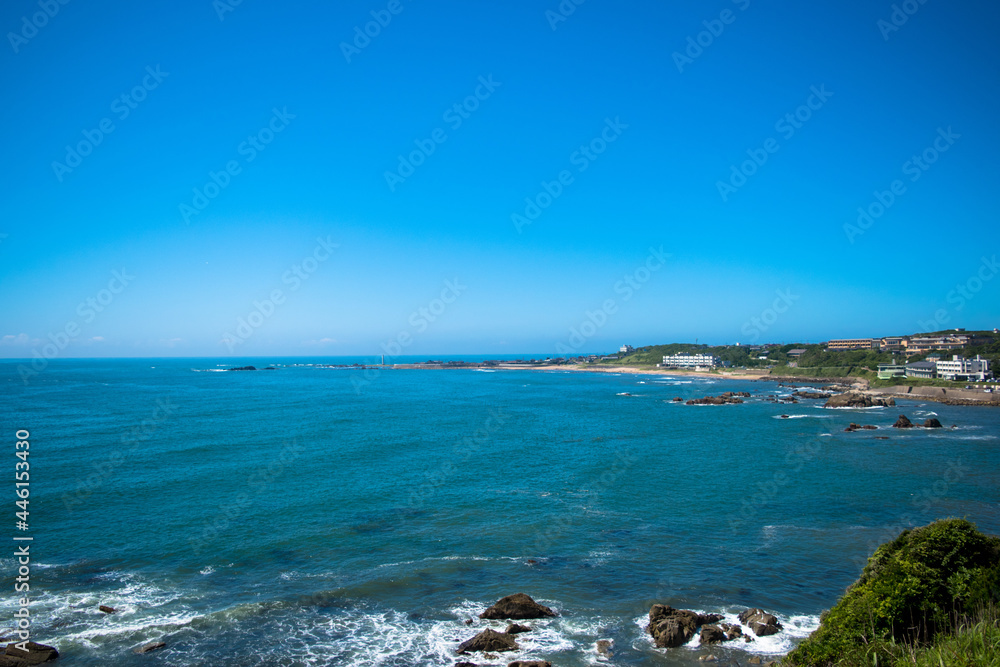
[
  {"left": 0, "top": 571, "right": 203, "bottom": 650},
  {"left": 772, "top": 414, "right": 833, "bottom": 419},
  {"left": 375, "top": 555, "right": 524, "bottom": 569}
]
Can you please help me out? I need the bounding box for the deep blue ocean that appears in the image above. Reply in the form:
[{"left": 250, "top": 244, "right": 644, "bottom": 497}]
[{"left": 2, "top": 358, "right": 999, "bottom": 666}]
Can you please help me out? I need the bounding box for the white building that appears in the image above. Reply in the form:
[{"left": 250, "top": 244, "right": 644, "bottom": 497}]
[
  {"left": 619, "top": 345, "right": 634, "bottom": 354},
  {"left": 935, "top": 355, "right": 992, "bottom": 382},
  {"left": 662, "top": 353, "right": 720, "bottom": 370}
]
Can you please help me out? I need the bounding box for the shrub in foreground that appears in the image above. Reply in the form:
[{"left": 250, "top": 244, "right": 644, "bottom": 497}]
[{"left": 785, "top": 519, "right": 1000, "bottom": 666}]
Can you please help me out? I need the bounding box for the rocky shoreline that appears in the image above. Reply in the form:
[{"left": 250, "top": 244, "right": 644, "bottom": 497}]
[
  {"left": 449, "top": 593, "right": 784, "bottom": 667},
  {"left": 4, "top": 591, "right": 794, "bottom": 667}
]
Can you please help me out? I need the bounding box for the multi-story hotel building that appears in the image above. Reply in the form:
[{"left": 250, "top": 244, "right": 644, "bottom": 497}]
[
  {"left": 826, "top": 338, "right": 881, "bottom": 351},
  {"left": 661, "top": 354, "right": 721, "bottom": 370}
]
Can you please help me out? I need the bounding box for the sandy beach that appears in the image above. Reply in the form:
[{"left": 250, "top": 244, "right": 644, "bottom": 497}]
[{"left": 526, "top": 364, "right": 770, "bottom": 380}]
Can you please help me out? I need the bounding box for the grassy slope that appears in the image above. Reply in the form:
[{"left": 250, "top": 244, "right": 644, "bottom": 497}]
[{"left": 784, "top": 519, "right": 1000, "bottom": 667}]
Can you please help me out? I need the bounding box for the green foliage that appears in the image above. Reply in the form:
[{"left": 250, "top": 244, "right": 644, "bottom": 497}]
[
  {"left": 785, "top": 519, "right": 1000, "bottom": 667},
  {"left": 796, "top": 348, "right": 894, "bottom": 369},
  {"left": 910, "top": 614, "right": 1000, "bottom": 667},
  {"left": 817, "top": 609, "right": 1000, "bottom": 667},
  {"left": 613, "top": 343, "right": 772, "bottom": 369}
]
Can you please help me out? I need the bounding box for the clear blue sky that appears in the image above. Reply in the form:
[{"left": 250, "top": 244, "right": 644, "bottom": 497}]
[{"left": 1, "top": 0, "right": 998, "bottom": 357}]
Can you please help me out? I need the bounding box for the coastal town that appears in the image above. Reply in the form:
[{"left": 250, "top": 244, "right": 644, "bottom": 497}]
[
  {"left": 364, "top": 329, "right": 1000, "bottom": 405},
  {"left": 654, "top": 332, "right": 994, "bottom": 383}
]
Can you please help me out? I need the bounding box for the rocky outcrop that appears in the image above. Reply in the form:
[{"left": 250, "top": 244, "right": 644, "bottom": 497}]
[
  {"left": 227, "top": 366, "right": 257, "bottom": 371},
  {"left": 824, "top": 393, "right": 895, "bottom": 408},
  {"left": 508, "top": 662, "right": 551, "bottom": 667},
  {"left": 647, "top": 605, "right": 698, "bottom": 647},
  {"left": 687, "top": 395, "right": 744, "bottom": 405},
  {"left": 480, "top": 594, "right": 556, "bottom": 620},
  {"left": 738, "top": 608, "right": 782, "bottom": 636},
  {"left": 793, "top": 391, "right": 828, "bottom": 400},
  {"left": 98, "top": 605, "right": 116, "bottom": 614},
  {"left": 923, "top": 418, "right": 943, "bottom": 428},
  {"left": 723, "top": 623, "right": 743, "bottom": 640},
  {"left": 133, "top": 641, "right": 166, "bottom": 654},
  {"left": 595, "top": 639, "right": 613, "bottom": 657},
  {"left": 457, "top": 629, "right": 518, "bottom": 654},
  {"left": 893, "top": 415, "right": 914, "bottom": 429},
  {"left": 844, "top": 423, "right": 878, "bottom": 432},
  {"left": 700, "top": 625, "right": 727, "bottom": 643},
  {"left": 505, "top": 624, "right": 531, "bottom": 634},
  {"left": 646, "top": 605, "right": 723, "bottom": 648},
  {"left": 1, "top": 642, "right": 59, "bottom": 665},
  {"left": 673, "top": 397, "right": 684, "bottom": 402}
]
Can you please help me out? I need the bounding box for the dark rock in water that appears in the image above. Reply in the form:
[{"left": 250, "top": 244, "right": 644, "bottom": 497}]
[
  {"left": 263, "top": 367, "right": 277, "bottom": 370},
  {"left": 893, "top": 415, "right": 914, "bottom": 429},
  {"left": 457, "top": 629, "right": 518, "bottom": 654},
  {"left": 133, "top": 641, "right": 166, "bottom": 654},
  {"left": 847, "top": 423, "right": 878, "bottom": 431},
  {"left": 700, "top": 625, "right": 727, "bottom": 643},
  {"left": 508, "top": 662, "right": 552, "bottom": 667},
  {"left": 596, "top": 638, "right": 613, "bottom": 656},
  {"left": 722, "top": 623, "right": 743, "bottom": 640},
  {"left": 454, "top": 663, "right": 478, "bottom": 667},
  {"left": 505, "top": 623, "right": 531, "bottom": 634},
  {"left": 480, "top": 594, "right": 556, "bottom": 620},
  {"left": 793, "top": 391, "right": 828, "bottom": 400},
  {"left": 647, "top": 605, "right": 698, "bottom": 648},
  {"left": 647, "top": 605, "right": 727, "bottom": 648},
  {"left": 687, "top": 395, "right": 744, "bottom": 405},
  {"left": 673, "top": 397, "right": 684, "bottom": 402},
  {"left": 738, "top": 608, "right": 782, "bottom": 636},
  {"left": 779, "top": 414, "right": 790, "bottom": 419},
  {"left": 3, "top": 641, "right": 59, "bottom": 664},
  {"left": 824, "top": 393, "right": 895, "bottom": 408},
  {"left": 464, "top": 618, "right": 474, "bottom": 625},
  {"left": 721, "top": 391, "right": 751, "bottom": 398},
  {"left": 923, "top": 418, "right": 943, "bottom": 428},
  {"left": 98, "top": 604, "right": 116, "bottom": 614},
  {"left": 227, "top": 366, "right": 257, "bottom": 371}
]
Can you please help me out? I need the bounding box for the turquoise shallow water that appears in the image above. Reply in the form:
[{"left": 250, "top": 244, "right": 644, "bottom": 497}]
[{"left": 2, "top": 358, "right": 999, "bottom": 665}]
